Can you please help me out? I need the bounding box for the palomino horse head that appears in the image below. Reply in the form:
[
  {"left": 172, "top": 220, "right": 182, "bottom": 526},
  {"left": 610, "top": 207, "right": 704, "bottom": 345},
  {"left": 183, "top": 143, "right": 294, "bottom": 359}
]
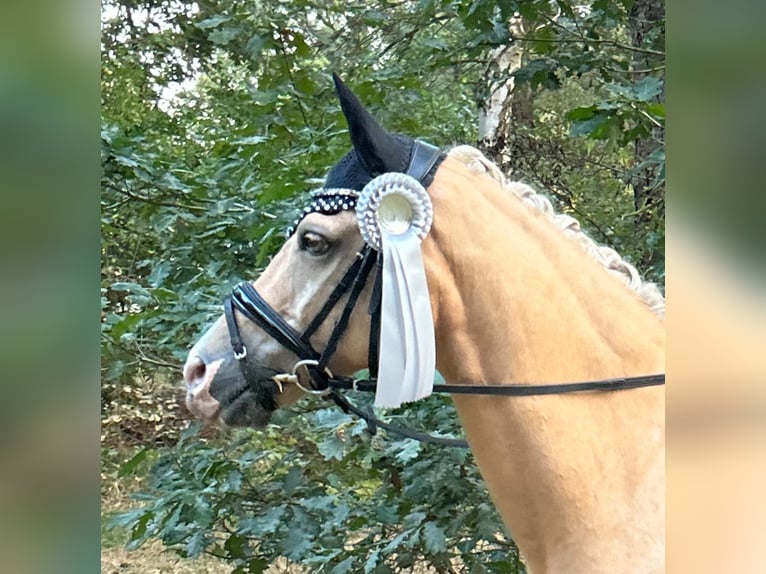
[{"left": 183, "top": 75, "right": 443, "bottom": 427}]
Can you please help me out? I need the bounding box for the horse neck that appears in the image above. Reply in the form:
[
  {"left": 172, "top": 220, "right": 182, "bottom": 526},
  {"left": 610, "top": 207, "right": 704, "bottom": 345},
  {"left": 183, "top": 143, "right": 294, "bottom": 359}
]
[
  {"left": 424, "top": 157, "right": 665, "bottom": 573},
  {"left": 426, "top": 156, "right": 664, "bottom": 385}
]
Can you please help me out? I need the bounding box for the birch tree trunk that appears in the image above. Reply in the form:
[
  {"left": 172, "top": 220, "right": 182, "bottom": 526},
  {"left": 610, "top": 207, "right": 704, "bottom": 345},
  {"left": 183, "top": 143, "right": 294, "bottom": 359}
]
[{"left": 478, "top": 15, "right": 531, "bottom": 172}]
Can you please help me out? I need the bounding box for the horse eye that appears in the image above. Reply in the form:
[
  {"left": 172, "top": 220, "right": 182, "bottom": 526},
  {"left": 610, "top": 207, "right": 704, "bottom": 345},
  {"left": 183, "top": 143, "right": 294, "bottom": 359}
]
[{"left": 300, "top": 231, "right": 331, "bottom": 256}]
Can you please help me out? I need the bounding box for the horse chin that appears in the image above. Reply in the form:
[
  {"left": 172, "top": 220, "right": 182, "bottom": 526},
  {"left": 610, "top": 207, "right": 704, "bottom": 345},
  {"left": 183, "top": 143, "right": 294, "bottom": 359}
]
[
  {"left": 219, "top": 394, "right": 275, "bottom": 428},
  {"left": 207, "top": 360, "right": 280, "bottom": 429}
]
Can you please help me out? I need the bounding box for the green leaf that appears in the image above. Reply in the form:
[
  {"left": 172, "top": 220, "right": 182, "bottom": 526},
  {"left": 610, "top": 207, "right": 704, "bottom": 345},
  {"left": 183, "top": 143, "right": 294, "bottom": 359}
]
[
  {"left": 247, "top": 558, "right": 269, "bottom": 574},
  {"left": 423, "top": 38, "right": 448, "bottom": 50},
  {"left": 279, "top": 526, "right": 313, "bottom": 560},
  {"left": 364, "top": 549, "right": 380, "bottom": 573},
  {"left": 240, "top": 506, "right": 286, "bottom": 535},
  {"left": 302, "top": 495, "right": 334, "bottom": 512},
  {"left": 605, "top": 77, "right": 663, "bottom": 103},
  {"left": 402, "top": 511, "right": 426, "bottom": 530},
  {"left": 645, "top": 102, "right": 665, "bottom": 118},
  {"left": 373, "top": 503, "right": 399, "bottom": 525},
  {"left": 312, "top": 408, "right": 352, "bottom": 429},
  {"left": 151, "top": 287, "right": 178, "bottom": 302},
  {"left": 129, "top": 511, "right": 153, "bottom": 544},
  {"left": 195, "top": 15, "right": 230, "bottom": 30},
  {"left": 382, "top": 530, "right": 408, "bottom": 553},
  {"left": 288, "top": 31, "right": 311, "bottom": 58},
  {"left": 422, "top": 521, "right": 447, "bottom": 554},
  {"left": 569, "top": 112, "right": 609, "bottom": 137},
  {"left": 330, "top": 557, "right": 354, "bottom": 574},
  {"left": 233, "top": 136, "right": 267, "bottom": 146},
  {"left": 514, "top": 59, "right": 561, "bottom": 90},
  {"left": 108, "top": 507, "right": 148, "bottom": 529},
  {"left": 185, "top": 530, "right": 208, "bottom": 557},
  {"left": 108, "top": 312, "right": 143, "bottom": 340},
  {"left": 293, "top": 73, "right": 316, "bottom": 95},
  {"left": 633, "top": 76, "right": 663, "bottom": 102},
  {"left": 565, "top": 106, "right": 597, "bottom": 121},
  {"left": 318, "top": 433, "right": 348, "bottom": 461},
  {"left": 119, "top": 448, "right": 150, "bottom": 477},
  {"left": 363, "top": 11, "right": 387, "bottom": 25},
  {"left": 209, "top": 27, "right": 240, "bottom": 46},
  {"left": 224, "top": 534, "right": 249, "bottom": 559},
  {"left": 394, "top": 439, "right": 421, "bottom": 463},
  {"left": 147, "top": 261, "right": 171, "bottom": 287},
  {"left": 246, "top": 35, "right": 268, "bottom": 57},
  {"left": 109, "top": 282, "right": 150, "bottom": 296},
  {"left": 283, "top": 467, "right": 303, "bottom": 496}
]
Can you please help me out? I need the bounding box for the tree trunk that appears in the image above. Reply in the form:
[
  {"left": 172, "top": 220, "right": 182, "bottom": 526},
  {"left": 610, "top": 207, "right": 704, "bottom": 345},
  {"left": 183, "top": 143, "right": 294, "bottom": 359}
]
[{"left": 478, "top": 15, "right": 534, "bottom": 177}]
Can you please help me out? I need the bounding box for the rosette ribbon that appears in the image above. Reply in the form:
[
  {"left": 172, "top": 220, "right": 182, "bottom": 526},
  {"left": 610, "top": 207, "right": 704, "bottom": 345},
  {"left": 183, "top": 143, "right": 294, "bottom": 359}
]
[{"left": 357, "top": 172, "right": 435, "bottom": 408}]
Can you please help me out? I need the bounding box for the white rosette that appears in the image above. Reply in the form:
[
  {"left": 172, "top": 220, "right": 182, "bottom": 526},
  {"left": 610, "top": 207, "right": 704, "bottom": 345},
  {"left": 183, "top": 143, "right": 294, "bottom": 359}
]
[{"left": 356, "top": 172, "right": 435, "bottom": 408}]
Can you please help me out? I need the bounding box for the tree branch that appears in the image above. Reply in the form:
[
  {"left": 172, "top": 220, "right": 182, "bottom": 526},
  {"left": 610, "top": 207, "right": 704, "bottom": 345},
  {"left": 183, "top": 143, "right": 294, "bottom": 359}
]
[
  {"left": 512, "top": 35, "right": 664, "bottom": 56},
  {"left": 105, "top": 184, "right": 209, "bottom": 213},
  {"left": 380, "top": 27, "right": 418, "bottom": 58},
  {"left": 103, "top": 333, "right": 182, "bottom": 370}
]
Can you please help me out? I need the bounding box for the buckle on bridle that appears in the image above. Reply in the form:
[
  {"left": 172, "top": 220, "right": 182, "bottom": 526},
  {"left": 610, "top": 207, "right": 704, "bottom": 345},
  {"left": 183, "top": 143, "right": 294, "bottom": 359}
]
[
  {"left": 233, "top": 346, "right": 247, "bottom": 360},
  {"left": 288, "top": 359, "right": 333, "bottom": 396}
]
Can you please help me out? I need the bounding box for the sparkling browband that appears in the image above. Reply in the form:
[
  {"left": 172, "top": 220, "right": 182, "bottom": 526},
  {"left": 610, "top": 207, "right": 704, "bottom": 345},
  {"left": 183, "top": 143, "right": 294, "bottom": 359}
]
[{"left": 285, "top": 188, "right": 359, "bottom": 238}]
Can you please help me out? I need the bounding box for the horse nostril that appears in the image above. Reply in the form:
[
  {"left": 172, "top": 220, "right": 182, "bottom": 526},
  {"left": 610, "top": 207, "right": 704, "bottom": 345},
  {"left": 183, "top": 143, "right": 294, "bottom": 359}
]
[{"left": 183, "top": 356, "right": 207, "bottom": 389}]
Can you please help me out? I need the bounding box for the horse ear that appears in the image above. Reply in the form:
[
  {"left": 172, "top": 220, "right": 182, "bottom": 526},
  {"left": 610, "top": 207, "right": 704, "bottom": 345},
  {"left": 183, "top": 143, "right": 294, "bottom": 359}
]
[{"left": 332, "top": 73, "right": 410, "bottom": 176}]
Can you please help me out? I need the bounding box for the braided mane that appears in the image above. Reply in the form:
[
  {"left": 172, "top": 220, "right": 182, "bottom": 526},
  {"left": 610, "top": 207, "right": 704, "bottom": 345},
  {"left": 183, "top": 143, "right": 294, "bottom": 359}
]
[{"left": 448, "top": 145, "right": 665, "bottom": 319}]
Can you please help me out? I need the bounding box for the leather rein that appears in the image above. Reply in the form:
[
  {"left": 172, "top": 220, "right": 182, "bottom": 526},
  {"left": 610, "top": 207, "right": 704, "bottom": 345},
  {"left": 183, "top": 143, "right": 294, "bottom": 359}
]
[{"left": 223, "top": 141, "right": 665, "bottom": 447}]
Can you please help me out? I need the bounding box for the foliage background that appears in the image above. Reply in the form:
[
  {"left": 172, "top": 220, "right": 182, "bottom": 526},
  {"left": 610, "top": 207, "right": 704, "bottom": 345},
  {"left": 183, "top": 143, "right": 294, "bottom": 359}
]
[{"left": 101, "top": 1, "right": 664, "bottom": 572}]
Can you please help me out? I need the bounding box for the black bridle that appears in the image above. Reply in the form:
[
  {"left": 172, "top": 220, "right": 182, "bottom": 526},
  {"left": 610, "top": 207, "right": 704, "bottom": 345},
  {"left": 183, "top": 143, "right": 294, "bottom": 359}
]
[
  {"left": 223, "top": 141, "right": 665, "bottom": 447},
  {"left": 224, "top": 140, "right": 442, "bottom": 389},
  {"left": 224, "top": 243, "right": 379, "bottom": 385}
]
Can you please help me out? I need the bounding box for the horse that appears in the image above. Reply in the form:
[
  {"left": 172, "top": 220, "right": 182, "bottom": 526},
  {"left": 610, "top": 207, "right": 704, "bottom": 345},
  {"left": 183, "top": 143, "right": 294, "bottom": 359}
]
[{"left": 183, "top": 75, "right": 665, "bottom": 573}]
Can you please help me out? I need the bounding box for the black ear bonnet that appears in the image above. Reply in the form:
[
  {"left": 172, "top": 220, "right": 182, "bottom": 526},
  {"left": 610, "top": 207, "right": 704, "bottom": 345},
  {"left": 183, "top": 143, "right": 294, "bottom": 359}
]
[{"left": 286, "top": 75, "right": 444, "bottom": 237}]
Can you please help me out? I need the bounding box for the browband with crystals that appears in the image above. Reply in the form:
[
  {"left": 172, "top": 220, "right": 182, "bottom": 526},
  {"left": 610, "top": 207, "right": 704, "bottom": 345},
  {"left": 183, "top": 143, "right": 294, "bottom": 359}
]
[
  {"left": 285, "top": 140, "right": 442, "bottom": 240},
  {"left": 285, "top": 188, "right": 359, "bottom": 238}
]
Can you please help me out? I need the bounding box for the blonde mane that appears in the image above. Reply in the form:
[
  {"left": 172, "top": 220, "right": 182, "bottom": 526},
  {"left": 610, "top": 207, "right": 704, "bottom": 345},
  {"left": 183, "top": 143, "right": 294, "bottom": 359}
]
[{"left": 448, "top": 145, "right": 665, "bottom": 319}]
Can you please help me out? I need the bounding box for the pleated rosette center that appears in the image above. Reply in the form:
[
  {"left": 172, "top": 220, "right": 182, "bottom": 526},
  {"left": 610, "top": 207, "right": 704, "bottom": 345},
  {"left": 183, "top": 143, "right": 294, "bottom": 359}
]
[{"left": 356, "top": 172, "right": 433, "bottom": 251}]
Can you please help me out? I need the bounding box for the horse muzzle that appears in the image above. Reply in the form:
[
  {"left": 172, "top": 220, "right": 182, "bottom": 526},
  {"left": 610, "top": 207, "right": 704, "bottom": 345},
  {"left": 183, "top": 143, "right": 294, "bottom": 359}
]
[{"left": 183, "top": 354, "right": 280, "bottom": 428}]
